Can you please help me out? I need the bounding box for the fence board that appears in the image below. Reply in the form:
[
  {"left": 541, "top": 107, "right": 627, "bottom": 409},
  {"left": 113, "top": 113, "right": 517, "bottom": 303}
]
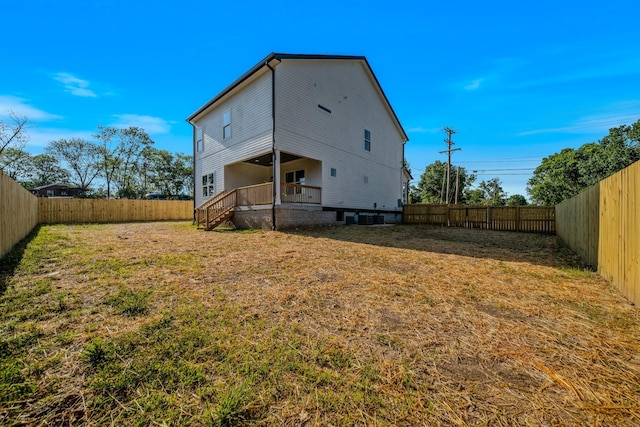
[{"left": 403, "top": 204, "right": 555, "bottom": 234}]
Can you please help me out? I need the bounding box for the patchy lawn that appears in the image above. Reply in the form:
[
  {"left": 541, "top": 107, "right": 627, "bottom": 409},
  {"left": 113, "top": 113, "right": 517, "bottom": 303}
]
[{"left": 1, "top": 222, "right": 638, "bottom": 426}]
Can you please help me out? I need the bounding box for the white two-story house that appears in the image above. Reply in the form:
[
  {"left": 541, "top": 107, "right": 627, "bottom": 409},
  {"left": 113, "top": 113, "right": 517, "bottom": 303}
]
[{"left": 187, "top": 53, "right": 410, "bottom": 230}]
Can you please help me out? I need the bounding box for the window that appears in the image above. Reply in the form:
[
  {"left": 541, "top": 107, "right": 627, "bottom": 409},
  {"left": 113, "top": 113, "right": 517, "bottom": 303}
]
[
  {"left": 285, "top": 169, "right": 305, "bottom": 194},
  {"left": 364, "top": 176, "right": 369, "bottom": 184},
  {"left": 196, "top": 127, "right": 203, "bottom": 152},
  {"left": 364, "top": 129, "right": 371, "bottom": 152},
  {"left": 202, "top": 173, "right": 215, "bottom": 197},
  {"left": 46, "top": 189, "right": 54, "bottom": 197},
  {"left": 330, "top": 168, "right": 337, "bottom": 177},
  {"left": 223, "top": 110, "right": 231, "bottom": 139}
]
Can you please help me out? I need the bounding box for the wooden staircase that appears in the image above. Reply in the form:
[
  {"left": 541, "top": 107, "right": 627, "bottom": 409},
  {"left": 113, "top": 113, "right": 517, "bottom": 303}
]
[{"left": 195, "top": 189, "right": 237, "bottom": 230}]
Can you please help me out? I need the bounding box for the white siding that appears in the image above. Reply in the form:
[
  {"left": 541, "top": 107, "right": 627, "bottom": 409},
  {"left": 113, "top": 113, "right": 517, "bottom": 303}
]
[
  {"left": 193, "top": 72, "right": 272, "bottom": 206},
  {"left": 275, "top": 60, "right": 405, "bottom": 211}
]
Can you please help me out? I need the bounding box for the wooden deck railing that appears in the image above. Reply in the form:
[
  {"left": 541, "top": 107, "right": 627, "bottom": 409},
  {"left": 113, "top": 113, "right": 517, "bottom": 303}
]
[
  {"left": 195, "top": 182, "right": 321, "bottom": 229},
  {"left": 195, "top": 190, "right": 237, "bottom": 230},
  {"left": 281, "top": 183, "right": 321, "bottom": 204},
  {"left": 237, "top": 182, "right": 273, "bottom": 205}
]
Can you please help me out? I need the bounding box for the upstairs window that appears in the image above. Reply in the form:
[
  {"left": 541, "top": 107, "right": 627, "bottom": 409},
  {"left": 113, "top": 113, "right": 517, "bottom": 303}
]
[
  {"left": 285, "top": 169, "right": 305, "bottom": 194},
  {"left": 364, "top": 129, "right": 371, "bottom": 152},
  {"left": 223, "top": 110, "right": 231, "bottom": 139},
  {"left": 196, "top": 127, "right": 203, "bottom": 152}
]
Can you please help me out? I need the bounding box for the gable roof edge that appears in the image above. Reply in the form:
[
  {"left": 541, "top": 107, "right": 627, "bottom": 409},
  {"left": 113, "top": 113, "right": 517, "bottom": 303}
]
[{"left": 186, "top": 53, "right": 409, "bottom": 142}]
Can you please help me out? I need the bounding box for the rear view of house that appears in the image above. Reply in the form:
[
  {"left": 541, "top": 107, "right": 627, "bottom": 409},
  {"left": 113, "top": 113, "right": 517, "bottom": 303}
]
[{"left": 188, "top": 53, "right": 409, "bottom": 230}]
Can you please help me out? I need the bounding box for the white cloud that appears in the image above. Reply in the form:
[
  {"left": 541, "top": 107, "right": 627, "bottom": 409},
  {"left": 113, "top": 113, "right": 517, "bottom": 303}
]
[
  {"left": 407, "top": 126, "right": 441, "bottom": 134},
  {"left": 53, "top": 72, "right": 97, "bottom": 98},
  {"left": 26, "top": 128, "right": 95, "bottom": 149},
  {"left": 464, "top": 78, "right": 484, "bottom": 91},
  {"left": 518, "top": 101, "right": 640, "bottom": 137},
  {"left": 0, "top": 95, "right": 62, "bottom": 121},
  {"left": 111, "top": 114, "right": 174, "bottom": 134}
]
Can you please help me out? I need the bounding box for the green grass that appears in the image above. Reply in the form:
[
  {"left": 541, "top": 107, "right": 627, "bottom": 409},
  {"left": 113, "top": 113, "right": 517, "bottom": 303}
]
[{"left": 0, "top": 223, "right": 638, "bottom": 426}]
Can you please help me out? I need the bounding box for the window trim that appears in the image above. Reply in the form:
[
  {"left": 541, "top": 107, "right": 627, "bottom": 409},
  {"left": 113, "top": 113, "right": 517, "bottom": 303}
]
[
  {"left": 196, "top": 127, "right": 203, "bottom": 152},
  {"left": 223, "top": 110, "right": 231, "bottom": 140},
  {"left": 364, "top": 129, "right": 371, "bottom": 152},
  {"left": 202, "top": 172, "right": 215, "bottom": 197}
]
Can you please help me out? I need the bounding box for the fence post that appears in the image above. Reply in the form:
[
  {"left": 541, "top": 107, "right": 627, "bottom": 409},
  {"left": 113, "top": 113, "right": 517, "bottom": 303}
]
[{"left": 486, "top": 206, "right": 490, "bottom": 230}]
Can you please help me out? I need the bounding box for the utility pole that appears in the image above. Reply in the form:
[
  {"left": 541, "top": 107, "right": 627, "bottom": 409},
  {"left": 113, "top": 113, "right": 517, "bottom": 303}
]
[{"left": 439, "top": 127, "right": 461, "bottom": 204}]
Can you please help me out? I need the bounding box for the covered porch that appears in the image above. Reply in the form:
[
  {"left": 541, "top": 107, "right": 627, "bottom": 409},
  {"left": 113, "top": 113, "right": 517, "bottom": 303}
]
[
  {"left": 195, "top": 181, "right": 322, "bottom": 230},
  {"left": 196, "top": 150, "right": 325, "bottom": 230}
]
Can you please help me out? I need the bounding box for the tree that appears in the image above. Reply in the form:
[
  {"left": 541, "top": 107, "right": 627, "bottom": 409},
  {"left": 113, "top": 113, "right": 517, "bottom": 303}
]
[
  {"left": 463, "top": 177, "right": 507, "bottom": 206},
  {"left": 415, "top": 160, "right": 476, "bottom": 204},
  {"left": 527, "top": 148, "right": 582, "bottom": 205},
  {"left": 464, "top": 188, "right": 487, "bottom": 205},
  {"left": 139, "top": 148, "right": 193, "bottom": 197},
  {"left": 506, "top": 194, "right": 528, "bottom": 206},
  {"left": 479, "top": 178, "right": 507, "bottom": 206},
  {"left": 0, "top": 147, "right": 32, "bottom": 181},
  {"left": 94, "top": 126, "right": 154, "bottom": 198},
  {"left": 0, "top": 111, "right": 29, "bottom": 173},
  {"left": 527, "top": 119, "right": 640, "bottom": 205},
  {"left": 24, "top": 154, "right": 70, "bottom": 187},
  {"left": 47, "top": 138, "right": 101, "bottom": 191},
  {"left": 408, "top": 184, "right": 422, "bottom": 203}
]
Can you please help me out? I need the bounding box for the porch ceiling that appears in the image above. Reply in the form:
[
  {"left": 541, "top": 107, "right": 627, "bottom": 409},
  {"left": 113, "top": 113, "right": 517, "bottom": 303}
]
[{"left": 244, "top": 152, "right": 302, "bottom": 167}]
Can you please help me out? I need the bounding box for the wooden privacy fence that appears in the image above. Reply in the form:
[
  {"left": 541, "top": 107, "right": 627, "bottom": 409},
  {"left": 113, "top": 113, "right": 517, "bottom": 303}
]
[
  {"left": 38, "top": 198, "right": 193, "bottom": 224},
  {"left": 556, "top": 160, "right": 639, "bottom": 306},
  {"left": 1, "top": 171, "right": 39, "bottom": 258},
  {"left": 403, "top": 204, "right": 556, "bottom": 234}
]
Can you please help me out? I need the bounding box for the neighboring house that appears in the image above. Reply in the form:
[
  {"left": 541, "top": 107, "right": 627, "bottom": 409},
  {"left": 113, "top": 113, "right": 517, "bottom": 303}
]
[
  {"left": 187, "top": 53, "right": 409, "bottom": 230},
  {"left": 30, "top": 183, "right": 85, "bottom": 198}
]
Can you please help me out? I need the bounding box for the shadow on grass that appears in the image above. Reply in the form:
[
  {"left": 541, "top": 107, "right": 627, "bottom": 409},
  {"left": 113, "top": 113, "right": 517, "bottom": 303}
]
[
  {"left": 285, "top": 224, "right": 588, "bottom": 270},
  {"left": 0, "top": 225, "right": 42, "bottom": 296}
]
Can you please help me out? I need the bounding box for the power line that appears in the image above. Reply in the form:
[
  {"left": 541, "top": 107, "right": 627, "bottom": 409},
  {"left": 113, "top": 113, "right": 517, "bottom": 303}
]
[{"left": 472, "top": 168, "right": 535, "bottom": 172}]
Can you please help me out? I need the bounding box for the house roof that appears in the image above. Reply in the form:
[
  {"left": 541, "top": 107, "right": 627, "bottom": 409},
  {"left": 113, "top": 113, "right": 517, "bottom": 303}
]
[
  {"left": 30, "top": 183, "right": 82, "bottom": 191},
  {"left": 186, "top": 53, "right": 408, "bottom": 142}
]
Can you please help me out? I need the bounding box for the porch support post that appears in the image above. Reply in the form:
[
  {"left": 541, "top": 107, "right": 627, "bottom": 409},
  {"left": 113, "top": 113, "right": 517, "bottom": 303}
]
[{"left": 274, "top": 149, "right": 281, "bottom": 205}]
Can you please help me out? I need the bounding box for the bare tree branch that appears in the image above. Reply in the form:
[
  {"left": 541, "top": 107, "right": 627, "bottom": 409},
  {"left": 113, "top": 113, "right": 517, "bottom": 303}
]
[{"left": 0, "top": 111, "right": 29, "bottom": 158}]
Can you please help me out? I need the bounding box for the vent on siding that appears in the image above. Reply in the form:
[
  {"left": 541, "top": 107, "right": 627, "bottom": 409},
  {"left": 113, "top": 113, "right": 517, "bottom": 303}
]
[{"left": 317, "top": 104, "right": 331, "bottom": 114}]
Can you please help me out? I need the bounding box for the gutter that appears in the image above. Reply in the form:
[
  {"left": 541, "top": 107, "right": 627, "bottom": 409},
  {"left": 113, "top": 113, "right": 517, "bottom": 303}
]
[{"left": 266, "top": 60, "right": 277, "bottom": 230}]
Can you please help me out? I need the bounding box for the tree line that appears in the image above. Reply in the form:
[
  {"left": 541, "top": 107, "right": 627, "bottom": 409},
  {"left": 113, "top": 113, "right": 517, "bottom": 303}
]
[
  {"left": 410, "top": 119, "right": 640, "bottom": 206},
  {"left": 0, "top": 112, "right": 193, "bottom": 199},
  {"left": 526, "top": 119, "right": 640, "bottom": 205},
  {"left": 409, "top": 160, "right": 527, "bottom": 206}
]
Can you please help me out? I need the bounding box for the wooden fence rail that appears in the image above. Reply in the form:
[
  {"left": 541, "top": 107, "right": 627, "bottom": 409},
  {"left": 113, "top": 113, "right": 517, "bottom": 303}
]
[{"left": 403, "top": 204, "right": 556, "bottom": 234}]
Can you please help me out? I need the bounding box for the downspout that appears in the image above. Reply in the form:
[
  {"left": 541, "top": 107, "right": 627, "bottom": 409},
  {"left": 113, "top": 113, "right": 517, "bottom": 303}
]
[
  {"left": 188, "top": 122, "right": 196, "bottom": 224},
  {"left": 266, "top": 61, "right": 277, "bottom": 230}
]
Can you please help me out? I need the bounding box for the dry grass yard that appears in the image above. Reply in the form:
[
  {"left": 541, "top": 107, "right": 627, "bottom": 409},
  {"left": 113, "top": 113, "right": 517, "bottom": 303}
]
[{"left": 1, "top": 222, "right": 639, "bottom": 426}]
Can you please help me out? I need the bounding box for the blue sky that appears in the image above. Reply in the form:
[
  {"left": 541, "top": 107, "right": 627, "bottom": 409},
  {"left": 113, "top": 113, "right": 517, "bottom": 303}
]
[{"left": 2, "top": 0, "right": 639, "bottom": 198}]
